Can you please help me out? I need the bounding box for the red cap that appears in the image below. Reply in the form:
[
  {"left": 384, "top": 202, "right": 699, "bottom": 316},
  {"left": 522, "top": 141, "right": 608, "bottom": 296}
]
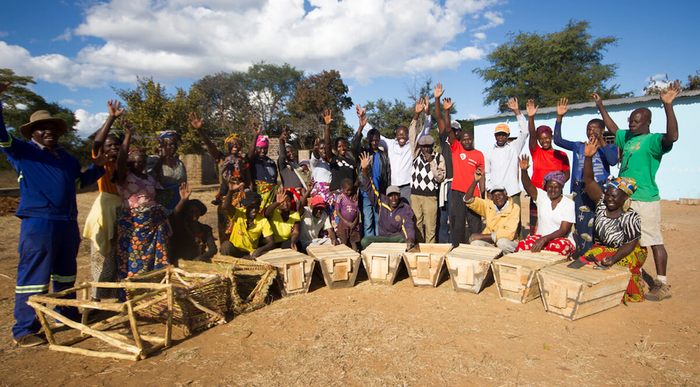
[{"left": 310, "top": 196, "right": 326, "bottom": 208}]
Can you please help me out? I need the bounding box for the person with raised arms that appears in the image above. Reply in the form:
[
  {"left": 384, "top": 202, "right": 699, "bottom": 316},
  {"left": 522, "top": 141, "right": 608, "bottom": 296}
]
[{"left": 592, "top": 80, "right": 681, "bottom": 301}]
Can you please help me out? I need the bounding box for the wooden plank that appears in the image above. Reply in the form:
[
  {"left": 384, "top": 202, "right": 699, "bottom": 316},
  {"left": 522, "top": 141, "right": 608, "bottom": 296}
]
[
  {"left": 458, "top": 264, "right": 474, "bottom": 286},
  {"left": 49, "top": 344, "right": 139, "bottom": 361},
  {"left": 285, "top": 261, "right": 305, "bottom": 291},
  {"left": 370, "top": 254, "right": 389, "bottom": 280}
]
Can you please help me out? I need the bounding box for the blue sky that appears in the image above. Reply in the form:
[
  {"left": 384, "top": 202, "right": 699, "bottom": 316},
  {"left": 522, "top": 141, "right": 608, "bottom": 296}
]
[{"left": 1, "top": 0, "right": 699, "bottom": 136}]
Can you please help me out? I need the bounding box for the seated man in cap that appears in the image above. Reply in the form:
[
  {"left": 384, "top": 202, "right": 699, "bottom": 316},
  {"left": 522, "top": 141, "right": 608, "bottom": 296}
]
[
  {"left": 0, "top": 82, "right": 106, "bottom": 347},
  {"left": 410, "top": 134, "right": 445, "bottom": 243},
  {"left": 464, "top": 168, "right": 520, "bottom": 254},
  {"left": 297, "top": 188, "right": 338, "bottom": 252},
  {"left": 359, "top": 152, "right": 416, "bottom": 250},
  {"left": 526, "top": 99, "right": 570, "bottom": 234},
  {"left": 220, "top": 189, "right": 276, "bottom": 259},
  {"left": 486, "top": 97, "right": 529, "bottom": 211}
]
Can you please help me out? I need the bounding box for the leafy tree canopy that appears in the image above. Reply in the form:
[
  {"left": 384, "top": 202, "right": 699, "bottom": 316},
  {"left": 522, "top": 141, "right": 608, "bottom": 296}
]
[{"left": 474, "top": 21, "right": 631, "bottom": 112}]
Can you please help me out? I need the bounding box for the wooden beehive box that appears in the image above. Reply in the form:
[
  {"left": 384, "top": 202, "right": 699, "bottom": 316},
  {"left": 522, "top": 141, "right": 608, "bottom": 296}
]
[
  {"left": 256, "top": 249, "right": 316, "bottom": 297},
  {"left": 537, "top": 262, "right": 631, "bottom": 320},
  {"left": 306, "top": 244, "right": 362, "bottom": 289},
  {"left": 492, "top": 251, "right": 567, "bottom": 304},
  {"left": 402, "top": 243, "right": 452, "bottom": 287},
  {"left": 444, "top": 244, "right": 503, "bottom": 293},
  {"left": 360, "top": 243, "right": 407, "bottom": 285}
]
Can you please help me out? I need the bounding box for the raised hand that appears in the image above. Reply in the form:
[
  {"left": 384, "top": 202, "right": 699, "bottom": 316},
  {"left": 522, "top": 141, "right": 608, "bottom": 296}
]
[
  {"left": 0, "top": 81, "right": 10, "bottom": 94},
  {"left": 249, "top": 116, "right": 262, "bottom": 135},
  {"left": 434, "top": 82, "right": 444, "bottom": 99},
  {"left": 275, "top": 186, "right": 286, "bottom": 203},
  {"left": 519, "top": 154, "right": 530, "bottom": 170},
  {"left": 189, "top": 112, "right": 204, "bottom": 130},
  {"left": 322, "top": 108, "right": 333, "bottom": 125},
  {"left": 474, "top": 167, "right": 483, "bottom": 181},
  {"left": 591, "top": 92, "right": 602, "bottom": 106},
  {"left": 556, "top": 97, "right": 569, "bottom": 116},
  {"left": 422, "top": 96, "right": 430, "bottom": 114},
  {"left": 356, "top": 104, "right": 368, "bottom": 127},
  {"left": 414, "top": 97, "right": 425, "bottom": 114},
  {"left": 179, "top": 182, "right": 191, "bottom": 200},
  {"left": 107, "top": 100, "right": 125, "bottom": 118},
  {"left": 359, "top": 151, "right": 371, "bottom": 171},
  {"left": 660, "top": 80, "right": 681, "bottom": 105},
  {"left": 584, "top": 138, "right": 600, "bottom": 157},
  {"left": 122, "top": 119, "right": 134, "bottom": 137},
  {"left": 442, "top": 97, "right": 454, "bottom": 111},
  {"left": 507, "top": 97, "right": 519, "bottom": 114},
  {"left": 526, "top": 99, "right": 538, "bottom": 117}
]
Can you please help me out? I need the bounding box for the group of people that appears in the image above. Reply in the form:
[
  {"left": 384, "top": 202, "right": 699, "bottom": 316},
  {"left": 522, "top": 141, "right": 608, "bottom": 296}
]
[{"left": 1, "top": 79, "right": 681, "bottom": 347}]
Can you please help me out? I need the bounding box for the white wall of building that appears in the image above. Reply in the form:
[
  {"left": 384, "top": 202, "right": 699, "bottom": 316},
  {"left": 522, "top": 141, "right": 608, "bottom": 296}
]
[{"left": 472, "top": 94, "right": 699, "bottom": 199}]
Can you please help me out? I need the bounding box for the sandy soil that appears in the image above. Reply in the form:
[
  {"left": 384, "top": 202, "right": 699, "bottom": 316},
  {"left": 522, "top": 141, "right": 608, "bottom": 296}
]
[{"left": 0, "top": 190, "right": 698, "bottom": 386}]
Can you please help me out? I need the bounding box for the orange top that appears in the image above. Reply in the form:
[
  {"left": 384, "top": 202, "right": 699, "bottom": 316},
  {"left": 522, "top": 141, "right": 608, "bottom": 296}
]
[{"left": 92, "top": 149, "right": 118, "bottom": 194}]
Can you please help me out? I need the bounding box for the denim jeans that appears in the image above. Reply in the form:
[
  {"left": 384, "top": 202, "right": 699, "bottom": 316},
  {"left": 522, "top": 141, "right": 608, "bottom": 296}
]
[{"left": 360, "top": 190, "right": 377, "bottom": 237}]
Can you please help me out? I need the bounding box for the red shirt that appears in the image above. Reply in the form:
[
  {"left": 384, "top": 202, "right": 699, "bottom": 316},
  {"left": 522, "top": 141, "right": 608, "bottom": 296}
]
[
  {"left": 450, "top": 141, "right": 484, "bottom": 196},
  {"left": 531, "top": 145, "right": 570, "bottom": 189}
]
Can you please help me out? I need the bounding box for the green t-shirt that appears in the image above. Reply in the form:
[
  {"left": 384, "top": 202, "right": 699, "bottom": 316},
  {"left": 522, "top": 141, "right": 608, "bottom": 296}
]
[{"left": 615, "top": 130, "right": 672, "bottom": 202}]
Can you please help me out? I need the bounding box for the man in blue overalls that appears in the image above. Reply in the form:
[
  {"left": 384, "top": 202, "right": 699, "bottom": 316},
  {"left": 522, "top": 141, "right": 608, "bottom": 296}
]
[{"left": 0, "top": 82, "right": 105, "bottom": 347}]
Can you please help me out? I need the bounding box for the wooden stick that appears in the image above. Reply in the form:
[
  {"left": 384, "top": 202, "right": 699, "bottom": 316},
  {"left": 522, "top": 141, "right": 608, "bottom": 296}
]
[
  {"left": 33, "top": 283, "right": 90, "bottom": 299},
  {"left": 89, "top": 281, "right": 170, "bottom": 290},
  {"left": 185, "top": 296, "right": 225, "bottom": 322},
  {"left": 27, "top": 301, "right": 140, "bottom": 355},
  {"left": 127, "top": 288, "right": 167, "bottom": 304},
  {"left": 126, "top": 301, "right": 144, "bottom": 353},
  {"left": 28, "top": 296, "right": 124, "bottom": 312},
  {"left": 33, "top": 307, "right": 56, "bottom": 345},
  {"left": 49, "top": 344, "right": 138, "bottom": 361},
  {"left": 165, "top": 285, "right": 173, "bottom": 347}
]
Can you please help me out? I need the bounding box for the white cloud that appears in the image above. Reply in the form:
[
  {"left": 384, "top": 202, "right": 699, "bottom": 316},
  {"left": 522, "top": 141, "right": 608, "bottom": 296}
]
[
  {"left": 52, "top": 28, "right": 73, "bottom": 42},
  {"left": 473, "top": 32, "right": 487, "bottom": 40},
  {"left": 0, "top": 0, "right": 503, "bottom": 87},
  {"left": 74, "top": 109, "right": 108, "bottom": 137},
  {"left": 475, "top": 11, "right": 504, "bottom": 31}
]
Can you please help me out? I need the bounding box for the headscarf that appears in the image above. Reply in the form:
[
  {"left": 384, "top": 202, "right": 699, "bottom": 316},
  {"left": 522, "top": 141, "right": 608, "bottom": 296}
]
[
  {"left": 536, "top": 125, "right": 552, "bottom": 137},
  {"left": 543, "top": 171, "right": 567, "bottom": 188},
  {"left": 157, "top": 130, "right": 179, "bottom": 142},
  {"left": 255, "top": 135, "right": 269, "bottom": 148},
  {"left": 224, "top": 133, "right": 240, "bottom": 147},
  {"left": 604, "top": 176, "right": 637, "bottom": 197}
]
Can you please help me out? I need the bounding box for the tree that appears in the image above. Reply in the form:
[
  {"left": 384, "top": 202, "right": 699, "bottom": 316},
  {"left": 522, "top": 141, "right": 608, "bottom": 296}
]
[
  {"left": 0, "top": 68, "right": 89, "bottom": 168},
  {"left": 474, "top": 21, "right": 631, "bottom": 112},
  {"left": 287, "top": 70, "right": 353, "bottom": 148},
  {"left": 245, "top": 62, "right": 303, "bottom": 134},
  {"left": 115, "top": 77, "right": 195, "bottom": 153},
  {"left": 685, "top": 70, "right": 700, "bottom": 91}
]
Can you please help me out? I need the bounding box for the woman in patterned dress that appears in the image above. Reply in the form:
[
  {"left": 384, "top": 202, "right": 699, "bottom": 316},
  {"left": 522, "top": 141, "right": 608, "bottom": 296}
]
[
  {"left": 147, "top": 130, "right": 187, "bottom": 212},
  {"left": 115, "top": 123, "right": 171, "bottom": 278},
  {"left": 579, "top": 139, "right": 646, "bottom": 302}
]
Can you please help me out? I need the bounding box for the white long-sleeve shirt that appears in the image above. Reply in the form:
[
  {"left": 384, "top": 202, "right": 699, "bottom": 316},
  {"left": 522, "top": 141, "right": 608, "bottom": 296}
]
[
  {"left": 485, "top": 114, "right": 529, "bottom": 196},
  {"left": 380, "top": 116, "right": 430, "bottom": 187}
]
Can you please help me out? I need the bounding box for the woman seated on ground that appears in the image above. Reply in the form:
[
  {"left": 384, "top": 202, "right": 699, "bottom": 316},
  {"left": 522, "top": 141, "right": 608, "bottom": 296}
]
[
  {"left": 220, "top": 188, "right": 275, "bottom": 259},
  {"left": 578, "top": 140, "right": 646, "bottom": 303},
  {"left": 264, "top": 187, "right": 301, "bottom": 250},
  {"left": 169, "top": 182, "right": 217, "bottom": 263},
  {"left": 115, "top": 123, "right": 171, "bottom": 278},
  {"left": 517, "top": 155, "right": 575, "bottom": 255}
]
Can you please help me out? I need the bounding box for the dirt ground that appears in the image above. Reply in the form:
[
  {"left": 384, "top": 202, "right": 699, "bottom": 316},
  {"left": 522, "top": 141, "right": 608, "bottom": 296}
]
[{"left": 0, "top": 190, "right": 698, "bottom": 386}]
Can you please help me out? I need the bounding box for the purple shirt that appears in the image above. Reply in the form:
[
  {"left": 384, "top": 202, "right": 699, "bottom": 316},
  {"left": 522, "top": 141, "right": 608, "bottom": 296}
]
[
  {"left": 360, "top": 174, "right": 415, "bottom": 242},
  {"left": 335, "top": 193, "right": 359, "bottom": 221}
]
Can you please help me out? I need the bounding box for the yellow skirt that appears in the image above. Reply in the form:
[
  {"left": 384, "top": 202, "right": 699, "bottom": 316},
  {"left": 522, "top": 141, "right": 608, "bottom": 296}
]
[{"left": 83, "top": 192, "right": 122, "bottom": 257}]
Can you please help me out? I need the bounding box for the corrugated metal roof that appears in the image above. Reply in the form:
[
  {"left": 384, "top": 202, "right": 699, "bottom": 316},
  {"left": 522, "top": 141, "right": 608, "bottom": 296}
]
[{"left": 471, "top": 89, "right": 700, "bottom": 123}]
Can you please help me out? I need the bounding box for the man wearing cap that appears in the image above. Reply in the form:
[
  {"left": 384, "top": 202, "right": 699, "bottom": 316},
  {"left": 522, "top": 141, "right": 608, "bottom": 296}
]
[
  {"left": 485, "top": 97, "right": 529, "bottom": 211},
  {"left": 0, "top": 82, "right": 106, "bottom": 347},
  {"left": 298, "top": 190, "right": 338, "bottom": 252},
  {"left": 464, "top": 168, "right": 520, "bottom": 254},
  {"left": 410, "top": 134, "right": 445, "bottom": 243},
  {"left": 359, "top": 152, "right": 416, "bottom": 250},
  {"left": 526, "top": 99, "right": 570, "bottom": 234}
]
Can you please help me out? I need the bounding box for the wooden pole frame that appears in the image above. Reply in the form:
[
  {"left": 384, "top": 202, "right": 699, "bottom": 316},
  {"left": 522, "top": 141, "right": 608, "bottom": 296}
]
[{"left": 27, "top": 281, "right": 173, "bottom": 361}]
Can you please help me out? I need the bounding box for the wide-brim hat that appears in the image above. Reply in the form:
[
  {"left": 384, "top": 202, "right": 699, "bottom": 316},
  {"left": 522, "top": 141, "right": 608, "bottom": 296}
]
[{"left": 19, "top": 110, "right": 68, "bottom": 140}]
